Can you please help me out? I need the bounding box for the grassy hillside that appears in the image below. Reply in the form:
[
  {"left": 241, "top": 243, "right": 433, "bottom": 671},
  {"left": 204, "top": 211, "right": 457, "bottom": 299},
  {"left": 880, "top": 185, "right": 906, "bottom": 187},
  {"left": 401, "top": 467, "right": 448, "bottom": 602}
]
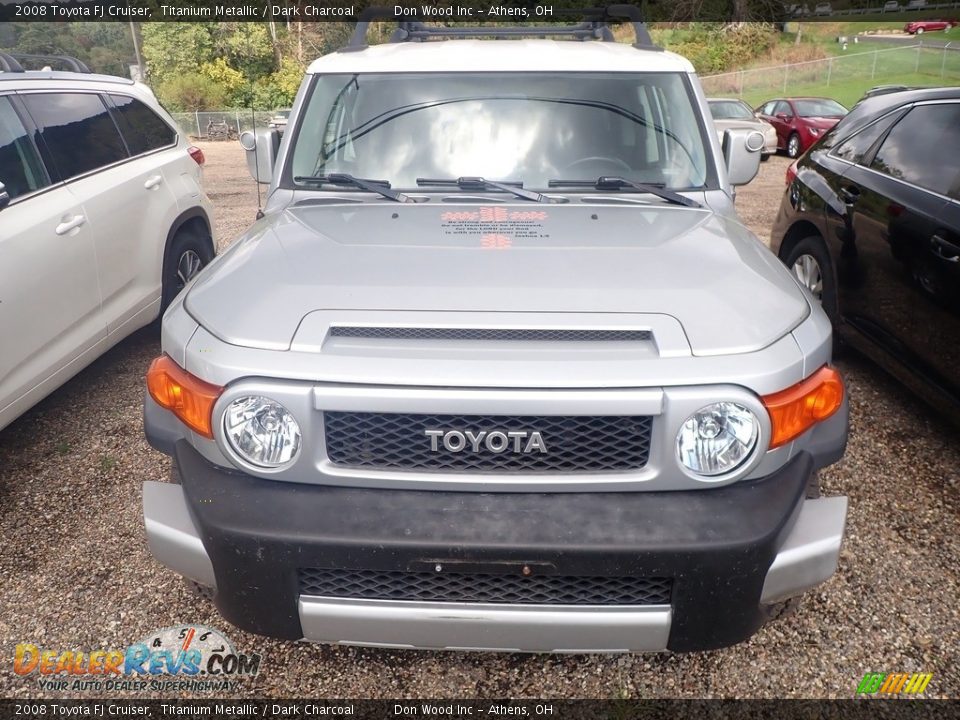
[{"left": 692, "top": 22, "right": 960, "bottom": 107}]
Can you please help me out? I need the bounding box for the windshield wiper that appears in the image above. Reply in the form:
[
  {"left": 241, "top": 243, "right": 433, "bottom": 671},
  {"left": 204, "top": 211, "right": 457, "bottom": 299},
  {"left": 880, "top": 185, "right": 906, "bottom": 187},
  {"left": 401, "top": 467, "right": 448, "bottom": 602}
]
[
  {"left": 548, "top": 176, "right": 702, "bottom": 208},
  {"left": 294, "top": 173, "right": 414, "bottom": 203},
  {"left": 417, "top": 176, "right": 562, "bottom": 204}
]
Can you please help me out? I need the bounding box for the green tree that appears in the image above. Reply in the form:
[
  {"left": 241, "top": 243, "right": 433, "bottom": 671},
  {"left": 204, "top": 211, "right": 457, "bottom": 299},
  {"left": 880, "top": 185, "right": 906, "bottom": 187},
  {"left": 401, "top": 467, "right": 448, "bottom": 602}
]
[
  {"left": 141, "top": 23, "right": 213, "bottom": 84},
  {"left": 0, "top": 22, "right": 134, "bottom": 76},
  {"left": 214, "top": 23, "right": 275, "bottom": 79},
  {"left": 156, "top": 73, "right": 228, "bottom": 112}
]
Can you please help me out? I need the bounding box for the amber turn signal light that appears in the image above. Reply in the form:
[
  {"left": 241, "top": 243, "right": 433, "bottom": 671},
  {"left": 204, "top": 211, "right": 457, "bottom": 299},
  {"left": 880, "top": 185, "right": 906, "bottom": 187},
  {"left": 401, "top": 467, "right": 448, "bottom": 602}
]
[
  {"left": 146, "top": 355, "right": 223, "bottom": 439},
  {"left": 762, "top": 365, "right": 844, "bottom": 448}
]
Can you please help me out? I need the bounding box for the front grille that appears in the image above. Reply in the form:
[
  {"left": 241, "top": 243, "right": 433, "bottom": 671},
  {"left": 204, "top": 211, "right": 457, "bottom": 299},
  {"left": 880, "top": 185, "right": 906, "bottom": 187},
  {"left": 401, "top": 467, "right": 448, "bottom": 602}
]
[
  {"left": 329, "top": 327, "right": 651, "bottom": 342},
  {"left": 298, "top": 568, "right": 672, "bottom": 606},
  {"left": 323, "top": 412, "right": 653, "bottom": 473}
]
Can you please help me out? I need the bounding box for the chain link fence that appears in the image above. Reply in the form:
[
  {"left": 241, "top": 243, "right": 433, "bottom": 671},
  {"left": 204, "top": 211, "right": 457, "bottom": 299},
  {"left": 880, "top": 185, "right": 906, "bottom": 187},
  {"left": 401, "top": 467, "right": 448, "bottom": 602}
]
[
  {"left": 168, "top": 110, "right": 278, "bottom": 140},
  {"left": 175, "top": 46, "right": 960, "bottom": 138},
  {"left": 701, "top": 43, "right": 960, "bottom": 101}
]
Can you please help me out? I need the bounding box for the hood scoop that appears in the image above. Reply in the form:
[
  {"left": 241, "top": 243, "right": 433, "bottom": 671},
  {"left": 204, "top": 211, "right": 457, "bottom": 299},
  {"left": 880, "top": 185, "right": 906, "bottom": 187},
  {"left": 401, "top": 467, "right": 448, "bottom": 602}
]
[{"left": 328, "top": 326, "right": 653, "bottom": 342}]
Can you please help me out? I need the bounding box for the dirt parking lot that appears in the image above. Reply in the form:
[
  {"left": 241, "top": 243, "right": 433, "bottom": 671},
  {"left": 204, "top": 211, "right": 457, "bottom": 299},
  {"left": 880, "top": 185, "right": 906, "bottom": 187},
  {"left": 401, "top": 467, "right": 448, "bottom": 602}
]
[{"left": 1, "top": 142, "right": 958, "bottom": 699}]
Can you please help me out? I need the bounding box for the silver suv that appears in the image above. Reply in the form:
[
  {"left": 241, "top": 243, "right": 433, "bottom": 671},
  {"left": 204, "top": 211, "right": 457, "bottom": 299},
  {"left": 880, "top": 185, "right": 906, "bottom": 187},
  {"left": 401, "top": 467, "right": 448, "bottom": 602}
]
[
  {"left": 0, "top": 53, "right": 214, "bottom": 432},
  {"left": 142, "top": 13, "right": 849, "bottom": 653}
]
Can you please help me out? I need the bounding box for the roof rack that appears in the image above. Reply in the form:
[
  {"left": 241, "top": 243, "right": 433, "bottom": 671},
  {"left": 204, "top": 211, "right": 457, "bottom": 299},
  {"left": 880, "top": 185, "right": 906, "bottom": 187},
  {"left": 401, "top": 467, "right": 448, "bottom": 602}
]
[
  {"left": 0, "top": 52, "right": 23, "bottom": 73},
  {"left": 0, "top": 53, "right": 92, "bottom": 73},
  {"left": 345, "top": 4, "right": 659, "bottom": 52}
]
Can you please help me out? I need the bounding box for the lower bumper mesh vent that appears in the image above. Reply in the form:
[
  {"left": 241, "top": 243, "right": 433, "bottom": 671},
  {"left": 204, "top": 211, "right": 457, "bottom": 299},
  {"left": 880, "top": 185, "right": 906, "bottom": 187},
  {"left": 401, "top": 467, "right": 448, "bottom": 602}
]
[{"left": 298, "top": 568, "right": 672, "bottom": 606}]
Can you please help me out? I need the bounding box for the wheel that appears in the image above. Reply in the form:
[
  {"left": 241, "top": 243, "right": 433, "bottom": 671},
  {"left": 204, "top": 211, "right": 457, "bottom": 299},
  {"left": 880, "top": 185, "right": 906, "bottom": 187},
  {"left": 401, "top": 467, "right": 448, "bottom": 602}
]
[
  {"left": 760, "top": 153, "right": 771, "bottom": 162},
  {"left": 787, "top": 132, "right": 802, "bottom": 158},
  {"left": 916, "top": 26, "right": 924, "bottom": 34},
  {"left": 783, "top": 235, "right": 841, "bottom": 346},
  {"left": 161, "top": 225, "right": 214, "bottom": 313}
]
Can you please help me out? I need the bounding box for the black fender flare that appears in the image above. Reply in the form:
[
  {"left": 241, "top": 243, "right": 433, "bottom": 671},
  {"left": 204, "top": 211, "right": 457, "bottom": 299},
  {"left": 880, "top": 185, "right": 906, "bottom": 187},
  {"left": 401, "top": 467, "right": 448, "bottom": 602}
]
[{"left": 162, "top": 207, "right": 214, "bottom": 279}]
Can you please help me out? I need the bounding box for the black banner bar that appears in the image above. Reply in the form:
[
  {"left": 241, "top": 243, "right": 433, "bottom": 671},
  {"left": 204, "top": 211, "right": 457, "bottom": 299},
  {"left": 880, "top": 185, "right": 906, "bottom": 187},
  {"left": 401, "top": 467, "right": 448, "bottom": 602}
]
[
  {"left": 2, "top": 0, "right": 956, "bottom": 23},
  {"left": 1, "top": 700, "right": 959, "bottom": 719}
]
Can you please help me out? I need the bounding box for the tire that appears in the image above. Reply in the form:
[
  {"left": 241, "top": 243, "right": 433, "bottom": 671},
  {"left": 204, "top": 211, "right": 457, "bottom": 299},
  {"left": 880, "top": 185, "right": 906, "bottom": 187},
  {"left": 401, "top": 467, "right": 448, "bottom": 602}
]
[
  {"left": 783, "top": 235, "right": 841, "bottom": 351},
  {"left": 761, "top": 153, "right": 771, "bottom": 162},
  {"left": 787, "top": 132, "right": 802, "bottom": 159},
  {"left": 161, "top": 225, "right": 214, "bottom": 314},
  {"left": 916, "top": 26, "right": 924, "bottom": 34}
]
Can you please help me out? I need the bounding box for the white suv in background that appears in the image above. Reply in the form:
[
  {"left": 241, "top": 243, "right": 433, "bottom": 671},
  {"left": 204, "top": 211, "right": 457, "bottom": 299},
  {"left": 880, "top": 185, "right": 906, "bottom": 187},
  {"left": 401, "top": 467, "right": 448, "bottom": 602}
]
[{"left": 0, "top": 53, "right": 215, "bottom": 432}]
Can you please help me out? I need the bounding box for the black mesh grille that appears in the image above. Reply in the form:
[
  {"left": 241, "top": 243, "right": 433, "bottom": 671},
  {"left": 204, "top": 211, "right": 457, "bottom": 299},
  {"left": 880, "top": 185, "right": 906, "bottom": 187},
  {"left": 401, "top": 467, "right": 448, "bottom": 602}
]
[
  {"left": 329, "top": 327, "right": 651, "bottom": 342},
  {"left": 323, "top": 413, "right": 653, "bottom": 473},
  {"left": 298, "top": 568, "right": 672, "bottom": 605}
]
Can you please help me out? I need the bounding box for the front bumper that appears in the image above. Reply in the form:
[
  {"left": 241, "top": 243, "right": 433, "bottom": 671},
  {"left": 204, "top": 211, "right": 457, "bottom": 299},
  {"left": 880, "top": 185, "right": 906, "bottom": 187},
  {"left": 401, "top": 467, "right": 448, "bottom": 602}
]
[{"left": 144, "top": 441, "right": 846, "bottom": 653}]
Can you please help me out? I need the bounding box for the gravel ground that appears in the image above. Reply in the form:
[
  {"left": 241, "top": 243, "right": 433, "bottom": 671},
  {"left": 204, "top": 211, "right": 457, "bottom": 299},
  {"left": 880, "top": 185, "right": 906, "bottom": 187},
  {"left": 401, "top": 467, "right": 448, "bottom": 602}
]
[{"left": 1, "top": 142, "right": 958, "bottom": 700}]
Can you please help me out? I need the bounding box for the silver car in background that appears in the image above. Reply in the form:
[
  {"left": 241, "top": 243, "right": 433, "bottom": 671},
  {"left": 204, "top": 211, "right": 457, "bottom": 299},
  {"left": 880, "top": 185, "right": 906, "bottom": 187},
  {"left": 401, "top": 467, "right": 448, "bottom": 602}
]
[{"left": 708, "top": 98, "right": 778, "bottom": 160}]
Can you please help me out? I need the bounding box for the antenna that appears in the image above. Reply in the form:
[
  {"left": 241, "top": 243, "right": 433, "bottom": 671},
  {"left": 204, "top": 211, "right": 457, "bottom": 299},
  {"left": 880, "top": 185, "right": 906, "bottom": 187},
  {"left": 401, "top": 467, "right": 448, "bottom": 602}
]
[{"left": 252, "top": 108, "right": 264, "bottom": 220}]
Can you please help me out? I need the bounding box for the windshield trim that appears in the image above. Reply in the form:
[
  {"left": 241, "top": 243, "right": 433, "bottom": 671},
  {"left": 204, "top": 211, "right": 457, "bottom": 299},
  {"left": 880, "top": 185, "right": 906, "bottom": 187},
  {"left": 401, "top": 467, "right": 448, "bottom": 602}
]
[{"left": 278, "top": 71, "right": 721, "bottom": 194}]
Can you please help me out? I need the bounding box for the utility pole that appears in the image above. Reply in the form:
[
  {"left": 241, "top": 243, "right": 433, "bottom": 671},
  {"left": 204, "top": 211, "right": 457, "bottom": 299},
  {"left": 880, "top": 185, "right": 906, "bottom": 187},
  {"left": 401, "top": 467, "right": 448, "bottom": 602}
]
[{"left": 129, "top": 21, "right": 144, "bottom": 81}]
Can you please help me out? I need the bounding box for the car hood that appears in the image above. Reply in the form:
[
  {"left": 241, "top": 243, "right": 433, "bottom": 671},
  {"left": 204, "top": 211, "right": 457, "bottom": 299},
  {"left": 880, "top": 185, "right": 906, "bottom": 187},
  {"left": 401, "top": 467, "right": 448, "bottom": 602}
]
[
  {"left": 184, "top": 201, "right": 808, "bottom": 357},
  {"left": 802, "top": 116, "right": 843, "bottom": 129}
]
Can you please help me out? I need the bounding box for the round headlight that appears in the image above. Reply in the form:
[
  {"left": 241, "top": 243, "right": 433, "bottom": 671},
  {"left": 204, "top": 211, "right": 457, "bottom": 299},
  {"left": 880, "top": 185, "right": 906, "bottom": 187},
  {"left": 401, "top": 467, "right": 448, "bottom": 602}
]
[
  {"left": 223, "top": 396, "right": 301, "bottom": 468},
  {"left": 676, "top": 402, "right": 759, "bottom": 477}
]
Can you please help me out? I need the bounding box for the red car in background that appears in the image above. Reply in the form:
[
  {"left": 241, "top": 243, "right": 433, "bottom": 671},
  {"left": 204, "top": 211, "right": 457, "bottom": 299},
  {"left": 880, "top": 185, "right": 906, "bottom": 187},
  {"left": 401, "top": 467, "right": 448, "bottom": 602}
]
[
  {"left": 755, "top": 97, "right": 848, "bottom": 158},
  {"left": 904, "top": 19, "right": 958, "bottom": 34}
]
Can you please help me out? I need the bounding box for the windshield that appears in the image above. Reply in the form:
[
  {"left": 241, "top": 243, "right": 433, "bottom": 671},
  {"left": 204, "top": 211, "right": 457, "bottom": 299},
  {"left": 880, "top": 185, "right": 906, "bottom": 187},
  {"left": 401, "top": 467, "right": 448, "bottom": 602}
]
[
  {"left": 289, "top": 72, "right": 711, "bottom": 191},
  {"left": 794, "top": 99, "right": 847, "bottom": 117},
  {"left": 709, "top": 100, "right": 754, "bottom": 120}
]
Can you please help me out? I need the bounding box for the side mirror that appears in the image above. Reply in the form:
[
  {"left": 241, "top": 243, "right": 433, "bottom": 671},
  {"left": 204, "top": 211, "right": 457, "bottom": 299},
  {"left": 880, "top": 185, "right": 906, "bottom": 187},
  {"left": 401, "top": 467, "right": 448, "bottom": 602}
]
[
  {"left": 723, "top": 129, "right": 765, "bottom": 187},
  {"left": 239, "top": 129, "right": 280, "bottom": 184},
  {"left": 0, "top": 182, "right": 9, "bottom": 211}
]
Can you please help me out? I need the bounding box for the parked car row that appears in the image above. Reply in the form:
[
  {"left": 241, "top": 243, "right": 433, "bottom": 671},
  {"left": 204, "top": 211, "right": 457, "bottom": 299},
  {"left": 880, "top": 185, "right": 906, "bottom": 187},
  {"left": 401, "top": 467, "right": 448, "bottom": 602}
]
[
  {"left": 710, "top": 96, "right": 849, "bottom": 160},
  {"left": 772, "top": 86, "right": 960, "bottom": 425},
  {"left": 785, "top": 0, "right": 955, "bottom": 17}
]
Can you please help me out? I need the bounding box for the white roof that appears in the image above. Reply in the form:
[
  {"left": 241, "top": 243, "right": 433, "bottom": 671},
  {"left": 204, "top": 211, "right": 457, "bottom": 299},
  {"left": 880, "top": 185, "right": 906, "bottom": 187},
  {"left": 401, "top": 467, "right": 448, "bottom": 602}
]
[
  {"left": 307, "top": 39, "right": 694, "bottom": 75},
  {"left": 0, "top": 71, "right": 136, "bottom": 91}
]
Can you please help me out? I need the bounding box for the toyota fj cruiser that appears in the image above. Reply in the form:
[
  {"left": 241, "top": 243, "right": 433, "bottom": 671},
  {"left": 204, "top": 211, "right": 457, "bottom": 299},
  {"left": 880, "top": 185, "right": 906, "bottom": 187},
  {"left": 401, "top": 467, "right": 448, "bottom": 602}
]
[{"left": 142, "top": 10, "right": 849, "bottom": 653}]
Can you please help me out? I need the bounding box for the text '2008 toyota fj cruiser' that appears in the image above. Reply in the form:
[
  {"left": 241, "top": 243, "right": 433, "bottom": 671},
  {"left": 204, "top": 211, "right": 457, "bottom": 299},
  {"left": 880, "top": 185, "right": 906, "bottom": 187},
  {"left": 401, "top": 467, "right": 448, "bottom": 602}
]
[{"left": 142, "top": 9, "right": 849, "bottom": 653}]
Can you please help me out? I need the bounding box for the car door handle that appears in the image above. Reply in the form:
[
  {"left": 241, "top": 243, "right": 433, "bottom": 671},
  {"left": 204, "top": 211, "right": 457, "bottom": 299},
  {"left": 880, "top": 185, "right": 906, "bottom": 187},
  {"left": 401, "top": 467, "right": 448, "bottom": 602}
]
[
  {"left": 838, "top": 186, "right": 860, "bottom": 204},
  {"left": 144, "top": 175, "right": 163, "bottom": 190},
  {"left": 931, "top": 234, "right": 960, "bottom": 263},
  {"left": 55, "top": 214, "right": 86, "bottom": 235}
]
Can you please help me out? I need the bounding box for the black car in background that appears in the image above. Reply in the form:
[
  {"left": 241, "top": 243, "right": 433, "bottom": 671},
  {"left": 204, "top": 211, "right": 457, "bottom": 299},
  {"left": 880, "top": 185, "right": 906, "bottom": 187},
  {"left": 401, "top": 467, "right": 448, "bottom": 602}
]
[{"left": 771, "top": 88, "right": 960, "bottom": 424}]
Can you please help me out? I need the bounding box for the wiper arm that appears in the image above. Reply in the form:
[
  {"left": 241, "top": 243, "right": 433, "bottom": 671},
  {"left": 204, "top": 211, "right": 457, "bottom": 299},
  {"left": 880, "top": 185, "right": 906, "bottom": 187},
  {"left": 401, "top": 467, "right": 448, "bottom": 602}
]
[
  {"left": 416, "top": 176, "right": 561, "bottom": 204},
  {"left": 548, "top": 176, "right": 702, "bottom": 208},
  {"left": 294, "top": 173, "right": 415, "bottom": 203}
]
